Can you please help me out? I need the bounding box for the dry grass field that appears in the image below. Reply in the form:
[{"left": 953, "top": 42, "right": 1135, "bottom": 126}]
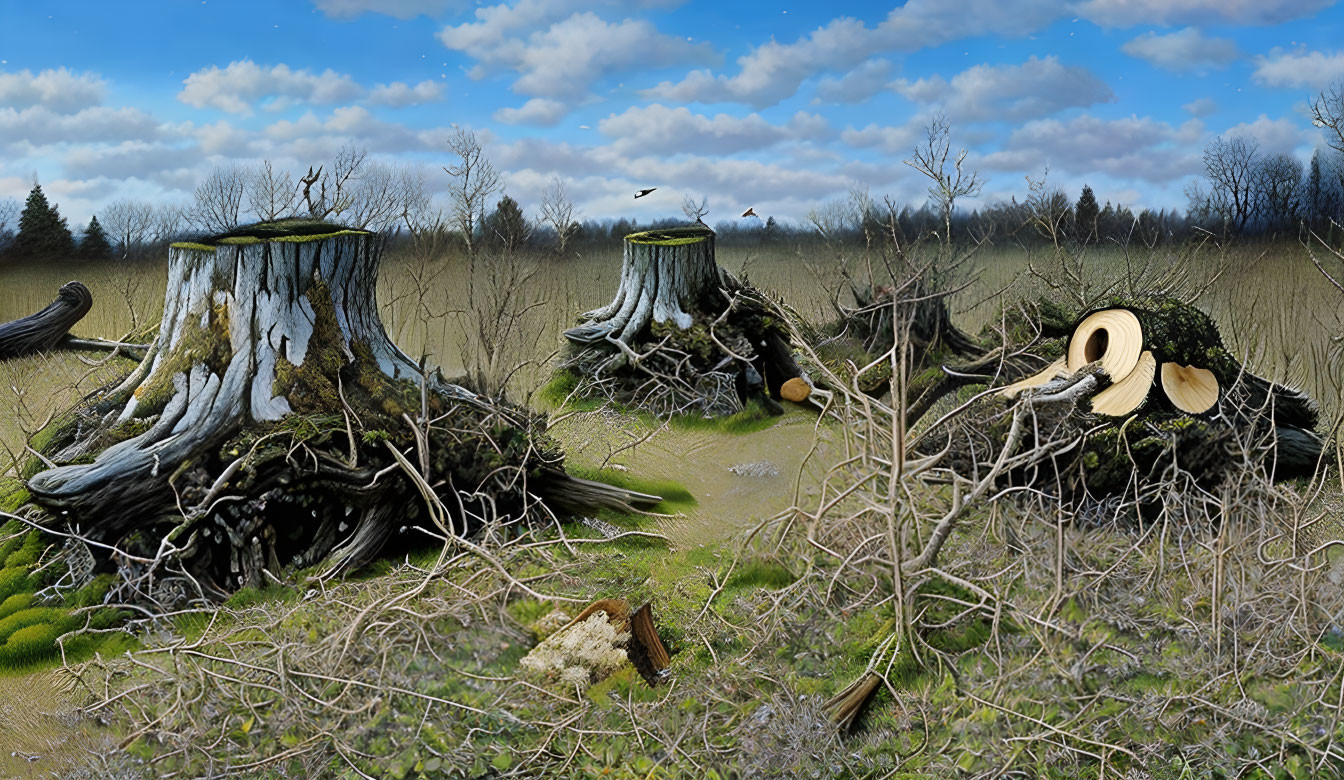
[{"left": 3, "top": 235, "right": 1344, "bottom": 778}]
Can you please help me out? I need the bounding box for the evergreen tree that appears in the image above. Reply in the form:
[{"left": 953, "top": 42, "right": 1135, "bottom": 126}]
[
  {"left": 481, "top": 195, "right": 529, "bottom": 251},
  {"left": 11, "top": 182, "right": 75, "bottom": 259},
  {"left": 1308, "top": 149, "right": 1331, "bottom": 231},
  {"left": 1075, "top": 184, "right": 1100, "bottom": 242},
  {"left": 77, "top": 215, "right": 112, "bottom": 261}
]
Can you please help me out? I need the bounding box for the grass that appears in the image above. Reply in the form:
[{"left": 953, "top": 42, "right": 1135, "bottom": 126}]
[{"left": 5, "top": 236, "right": 1344, "bottom": 775}]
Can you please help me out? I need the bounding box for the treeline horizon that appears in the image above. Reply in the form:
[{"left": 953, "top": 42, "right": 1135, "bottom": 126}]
[{"left": 8, "top": 111, "right": 1344, "bottom": 264}]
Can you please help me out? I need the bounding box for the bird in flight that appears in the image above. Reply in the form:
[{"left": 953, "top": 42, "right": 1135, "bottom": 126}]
[
  {"left": 741, "top": 207, "right": 758, "bottom": 218},
  {"left": 635, "top": 188, "right": 657, "bottom": 199}
]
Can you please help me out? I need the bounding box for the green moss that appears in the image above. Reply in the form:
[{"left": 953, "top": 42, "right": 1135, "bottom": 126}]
[
  {"left": 625, "top": 226, "right": 714, "bottom": 245},
  {"left": 217, "top": 236, "right": 262, "bottom": 245},
  {"left": 724, "top": 560, "right": 795, "bottom": 591},
  {"left": 170, "top": 242, "right": 217, "bottom": 252},
  {"left": 668, "top": 399, "right": 780, "bottom": 435},
  {"left": 132, "top": 296, "right": 233, "bottom": 418},
  {"left": 564, "top": 465, "right": 696, "bottom": 514},
  {"left": 0, "top": 481, "right": 28, "bottom": 513}
]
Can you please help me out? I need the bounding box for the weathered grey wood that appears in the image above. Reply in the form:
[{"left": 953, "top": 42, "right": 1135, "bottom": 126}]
[
  {"left": 0, "top": 281, "right": 93, "bottom": 359},
  {"left": 564, "top": 227, "right": 720, "bottom": 348}
]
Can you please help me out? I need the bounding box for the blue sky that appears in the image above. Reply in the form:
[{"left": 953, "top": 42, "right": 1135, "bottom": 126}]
[{"left": 0, "top": 0, "right": 1342, "bottom": 227}]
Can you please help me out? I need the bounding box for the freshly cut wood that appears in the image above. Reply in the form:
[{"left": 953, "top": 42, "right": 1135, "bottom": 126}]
[
  {"left": 1091, "top": 350, "right": 1156, "bottom": 416},
  {"left": 0, "top": 281, "right": 92, "bottom": 359},
  {"left": 780, "top": 376, "right": 811, "bottom": 403},
  {"left": 1161, "top": 362, "right": 1219, "bottom": 414},
  {"left": 627, "top": 602, "right": 672, "bottom": 685},
  {"left": 999, "top": 357, "right": 1067, "bottom": 398},
  {"left": 1067, "top": 308, "right": 1142, "bottom": 378}
]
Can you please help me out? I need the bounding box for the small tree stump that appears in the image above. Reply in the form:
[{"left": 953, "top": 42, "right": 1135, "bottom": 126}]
[{"left": 561, "top": 226, "right": 809, "bottom": 416}]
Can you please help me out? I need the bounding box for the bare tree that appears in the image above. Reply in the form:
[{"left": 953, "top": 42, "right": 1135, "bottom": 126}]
[
  {"left": 190, "top": 164, "right": 247, "bottom": 234},
  {"left": 538, "top": 176, "right": 580, "bottom": 254},
  {"left": 1310, "top": 82, "right": 1344, "bottom": 155},
  {"left": 680, "top": 194, "right": 709, "bottom": 224},
  {"left": 905, "top": 113, "right": 982, "bottom": 248},
  {"left": 298, "top": 145, "right": 368, "bottom": 222},
  {"left": 152, "top": 203, "right": 187, "bottom": 245},
  {"left": 102, "top": 199, "right": 157, "bottom": 253},
  {"left": 0, "top": 197, "right": 20, "bottom": 247},
  {"left": 1253, "top": 152, "right": 1304, "bottom": 232},
  {"left": 1202, "top": 135, "right": 1259, "bottom": 233},
  {"left": 443, "top": 127, "right": 501, "bottom": 255},
  {"left": 245, "top": 160, "right": 298, "bottom": 222},
  {"left": 344, "top": 161, "right": 424, "bottom": 233}
]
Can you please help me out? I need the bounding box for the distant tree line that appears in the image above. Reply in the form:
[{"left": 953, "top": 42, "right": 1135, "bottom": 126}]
[{"left": 14, "top": 83, "right": 1344, "bottom": 265}]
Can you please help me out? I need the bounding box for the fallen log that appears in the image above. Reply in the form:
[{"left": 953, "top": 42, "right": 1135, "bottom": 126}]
[
  {"left": 0, "top": 281, "right": 150, "bottom": 361},
  {"left": 0, "top": 281, "right": 92, "bottom": 359}
]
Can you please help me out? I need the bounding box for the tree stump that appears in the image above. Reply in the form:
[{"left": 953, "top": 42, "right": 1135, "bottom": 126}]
[
  {"left": 560, "top": 226, "right": 809, "bottom": 416},
  {"left": 18, "top": 219, "right": 656, "bottom": 603}
]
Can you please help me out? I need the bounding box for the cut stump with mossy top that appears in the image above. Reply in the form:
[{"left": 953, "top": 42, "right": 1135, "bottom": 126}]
[
  {"left": 561, "top": 225, "right": 810, "bottom": 417},
  {"left": 16, "top": 218, "right": 658, "bottom": 606}
]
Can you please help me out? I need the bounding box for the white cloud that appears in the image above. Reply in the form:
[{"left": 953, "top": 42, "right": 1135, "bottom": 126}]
[
  {"left": 1183, "top": 97, "right": 1219, "bottom": 117},
  {"left": 814, "top": 58, "right": 893, "bottom": 104},
  {"left": 979, "top": 114, "right": 1205, "bottom": 183},
  {"left": 368, "top": 80, "right": 445, "bottom": 107},
  {"left": 313, "top": 0, "right": 473, "bottom": 18},
  {"left": 840, "top": 121, "right": 923, "bottom": 156},
  {"left": 439, "top": 2, "right": 709, "bottom": 101},
  {"left": 644, "top": 1, "right": 1065, "bottom": 108},
  {"left": 1224, "top": 114, "right": 1312, "bottom": 155},
  {"left": 598, "top": 104, "right": 829, "bottom": 154},
  {"left": 0, "top": 68, "right": 105, "bottom": 113},
  {"left": 1078, "top": 0, "right": 1332, "bottom": 26},
  {"left": 1121, "top": 28, "right": 1239, "bottom": 71},
  {"left": 892, "top": 56, "right": 1114, "bottom": 122},
  {"left": 0, "top": 106, "right": 166, "bottom": 150},
  {"left": 494, "top": 98, "right": 569, "bottom": 126},
  {"left": 1253, "top": 47, "right": 1344, "bottom": 89},
  {"left": 178, "top": 60, "right": 364, "bottom": 116}
]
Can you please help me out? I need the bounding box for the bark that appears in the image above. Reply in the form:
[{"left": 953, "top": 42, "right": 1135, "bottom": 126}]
[
  {"left": 0, "top": 281, "right": 92, "bottom": 359},
  {"left": 20, "top": 222, "right": 656, "bottom": 601},
  {"left": 565, "top": 227, "right": 722, "bottom": 349},
  {"left": 560, "top": 226, "right": 809, "bottom": 416}
]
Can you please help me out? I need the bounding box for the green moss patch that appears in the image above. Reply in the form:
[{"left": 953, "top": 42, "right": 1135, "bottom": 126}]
[{"left": 625, "top": 226, "right": 714, "bottom": 245}]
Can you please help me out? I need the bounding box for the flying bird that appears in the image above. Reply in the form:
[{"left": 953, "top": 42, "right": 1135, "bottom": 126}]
[
  {"left": 635, "top": 188, "right": 657, "bottom": 199},
  {"left": 741, "top": 207, "right": 758, "bottom": 218}
]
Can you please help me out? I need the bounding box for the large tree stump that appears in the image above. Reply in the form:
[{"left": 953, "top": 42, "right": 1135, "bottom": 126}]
[
  {"left": 18, "top": 220, "right": 655, "bottom": 603},
  {"left": 560, "top": 226, "right": 809, "bottom": 417}
]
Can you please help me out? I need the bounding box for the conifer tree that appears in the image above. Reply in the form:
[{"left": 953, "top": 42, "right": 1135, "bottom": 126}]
[
  {"left": 1075, "top": 184, "right": 1099, "bottom": 242},
  {"left": 77, "top": 215, "right": 112, "bottom": 261},
  {"left": 11, "top": 182, "right": 75, "bottom": 259}
]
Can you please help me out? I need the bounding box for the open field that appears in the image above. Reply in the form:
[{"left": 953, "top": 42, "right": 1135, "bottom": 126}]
[{"left": 3, "top": 236, "right": 1344, "bottom": 777}]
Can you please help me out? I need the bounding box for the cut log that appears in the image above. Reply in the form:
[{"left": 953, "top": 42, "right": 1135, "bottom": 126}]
[
  {"left": 559, "top": 226, "right": 808, "bottom": 417},
  {"left": 1090, "top": 350, "right": 1155, "bottom": 416},
  {"left": 0, "top": 281, "right": 92, "bottom": 359},
  {"left": 18, "top": 219, "right": 659, "bottom": 602},
  {"left": 1161, "top": 363, "right": 1219, "bottom": 414}
]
